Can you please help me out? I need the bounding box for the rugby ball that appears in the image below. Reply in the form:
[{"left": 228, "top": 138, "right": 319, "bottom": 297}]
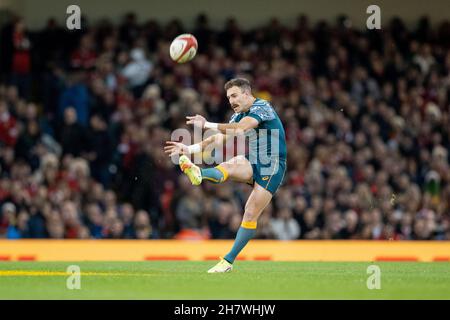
[{"left": 169, "top": 34, "right": 198, "bottom": 63}]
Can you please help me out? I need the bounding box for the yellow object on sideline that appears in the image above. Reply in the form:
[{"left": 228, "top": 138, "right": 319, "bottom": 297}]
[{"left": 0, "top": 240, "right": 450, "bottom": 262}]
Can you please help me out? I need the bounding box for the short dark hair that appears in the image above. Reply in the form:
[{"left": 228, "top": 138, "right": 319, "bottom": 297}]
[{"left": 224, "top": 78, "right": 252, "bottom": 92}]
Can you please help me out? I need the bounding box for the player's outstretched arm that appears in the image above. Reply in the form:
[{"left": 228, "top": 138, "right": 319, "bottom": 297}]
[
  {"left": 164, "top": 133, "right": 225, "bottom": 157},
  {"left": 186, "top": 114, "right": 258, "bottom": 134}
]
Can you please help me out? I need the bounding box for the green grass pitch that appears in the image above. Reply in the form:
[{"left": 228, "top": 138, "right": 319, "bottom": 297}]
[{"left": 0, "top": 261, "right": 449, "bottom": 299}]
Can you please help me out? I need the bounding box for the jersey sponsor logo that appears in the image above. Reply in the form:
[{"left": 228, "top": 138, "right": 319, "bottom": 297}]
[{"left": 262, "top": 176, "right": 270, "bottom": 181}]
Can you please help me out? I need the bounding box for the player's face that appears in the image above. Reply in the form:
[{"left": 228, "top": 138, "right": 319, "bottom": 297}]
[{"left": 226, "top": 86, "right": 250, "bottom": 113}]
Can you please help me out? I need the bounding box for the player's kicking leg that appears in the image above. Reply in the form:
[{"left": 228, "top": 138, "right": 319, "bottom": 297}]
[{"left": 178, "top": 154, "right": 253, "bottom": 186}]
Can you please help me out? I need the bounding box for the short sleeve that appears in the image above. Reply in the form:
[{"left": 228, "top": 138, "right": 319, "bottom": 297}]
[{"left": 248, "top": 103, "right": 276, "bottom": 123}]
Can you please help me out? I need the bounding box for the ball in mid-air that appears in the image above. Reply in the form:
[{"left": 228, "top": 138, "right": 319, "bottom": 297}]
[{"left": 169, "top": 34, "right": 198, "bottom": 63}]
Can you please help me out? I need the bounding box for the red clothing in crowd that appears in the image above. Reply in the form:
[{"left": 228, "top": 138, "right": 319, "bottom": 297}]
[
  {"left": 70, "top": 49, "right": 97, "bottom": 69},
  {"left": 0, "top": 112, "right": 18, "bottom": 146},
  {"left": 12, "top": 31, "right": 31, "bottom": 74}
]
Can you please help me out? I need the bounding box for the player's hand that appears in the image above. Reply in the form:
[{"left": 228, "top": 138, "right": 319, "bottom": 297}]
[
  {"left": 164, "top": 141, "right": 189, "bottom": 156},
  {"left": 186, "top": 114, "right": 206, "bottom": 128}
]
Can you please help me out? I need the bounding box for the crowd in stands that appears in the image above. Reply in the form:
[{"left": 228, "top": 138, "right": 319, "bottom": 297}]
[{"left": 0, "top": 13, "right": 449, "bottom": 240}]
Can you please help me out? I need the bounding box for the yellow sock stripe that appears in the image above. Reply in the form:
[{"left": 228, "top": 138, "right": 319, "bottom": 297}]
[
  {"left": 241, "top": 221, "right": 257, "bottom": 229},
  {"left": 203, "top": 176, "right": 220, "bottom": 183},
  {"left": 215, "top": 165, "right": 229, "bottom": 182}
]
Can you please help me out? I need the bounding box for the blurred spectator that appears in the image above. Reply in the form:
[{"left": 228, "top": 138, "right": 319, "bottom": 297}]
[
  {"left": 86, "top": 114, "right": 112, "bottom": 186},
  {"left": 134, "top": 210, "right": 152, "bottom": 239},
  {"left": 70, "top": 34, "right": 97, "bottom": 70},
  {"left": 120, "top": 203, "right": 135, "bottom": 238},
  {"left": 209, "top": 200, "right": 238, "bottom": 239},
  {"left": 270, "top": 208, "right": 301, "bottom": 240},
  {"left": 57, "top": 107, "right": 86, "bottom": 156},
  {"left": 0, "top": 99, "right": 18, "bottom": 147},
  {"left": 58, "top": 72, "right": 90, "bottom": 126},
  {"left": 10, "top": 18, "right": 32, "bottom": 99},
  {"left": 121, "top": 48, "right": 152, "bottom": 97},
  {"left": 175, "top": 186, "right": 204, "bottom": 230}
]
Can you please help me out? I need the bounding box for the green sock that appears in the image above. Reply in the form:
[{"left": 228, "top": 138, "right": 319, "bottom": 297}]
[
  {"left": 224, "top": 222, "right": 257, "bottom": 264},
  {"left": 201, "top": 165, "right": 228, "bottom": 184}
]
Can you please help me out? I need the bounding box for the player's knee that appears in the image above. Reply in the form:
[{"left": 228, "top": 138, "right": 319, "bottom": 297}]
[
  {"left": 243, "top": 210, "right": 259, "bottom": 222},
  {"left": 219, "top": 163, "right": 233, "bottom": 175}
]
